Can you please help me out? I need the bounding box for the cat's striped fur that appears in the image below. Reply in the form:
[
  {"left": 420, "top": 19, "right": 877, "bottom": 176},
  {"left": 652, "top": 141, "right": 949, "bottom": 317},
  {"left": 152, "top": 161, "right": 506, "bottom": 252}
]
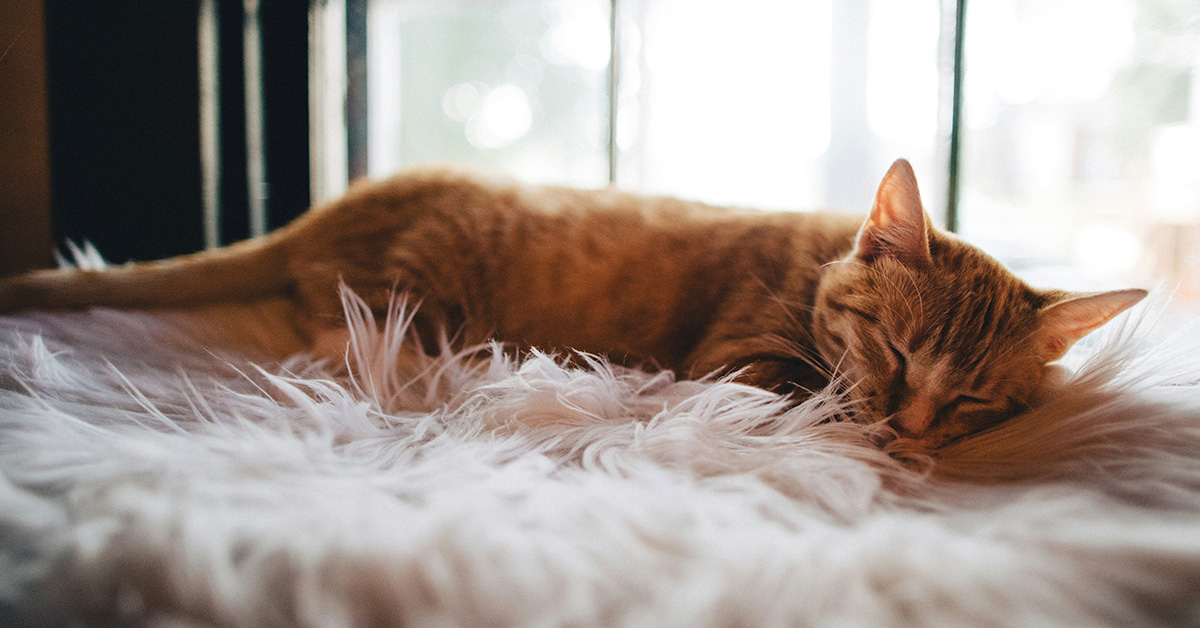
[{"left": 0, "top": 160, "right": 1145, "bottom": 447}]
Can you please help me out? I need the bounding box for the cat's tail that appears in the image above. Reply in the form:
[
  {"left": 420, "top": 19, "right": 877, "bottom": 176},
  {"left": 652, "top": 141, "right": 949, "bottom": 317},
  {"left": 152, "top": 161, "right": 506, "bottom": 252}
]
[{"left": 0, "top": 232, "right": 294, "bottom": 313}]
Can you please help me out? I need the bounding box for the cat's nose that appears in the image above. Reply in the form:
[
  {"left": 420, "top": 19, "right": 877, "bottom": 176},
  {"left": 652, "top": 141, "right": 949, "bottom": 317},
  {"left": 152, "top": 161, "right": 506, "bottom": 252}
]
[
  {"left": 887, "top": 418, "right": 921, "bottom": 439},
  {"left": 887, "top": 402, "right": 934, "bottom": 439}
]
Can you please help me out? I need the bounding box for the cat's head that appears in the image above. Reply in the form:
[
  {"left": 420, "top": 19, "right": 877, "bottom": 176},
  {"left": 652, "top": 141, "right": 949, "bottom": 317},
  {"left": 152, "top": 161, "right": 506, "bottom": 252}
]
[{"left": 812, "top": 159, "right": 1146, "bottom": 448}]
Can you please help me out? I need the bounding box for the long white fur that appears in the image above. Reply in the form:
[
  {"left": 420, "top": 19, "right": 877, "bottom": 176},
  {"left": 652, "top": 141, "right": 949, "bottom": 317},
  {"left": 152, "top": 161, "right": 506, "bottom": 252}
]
[{"left": 1, "top": 289, "right": 1199, "bottom": 627}]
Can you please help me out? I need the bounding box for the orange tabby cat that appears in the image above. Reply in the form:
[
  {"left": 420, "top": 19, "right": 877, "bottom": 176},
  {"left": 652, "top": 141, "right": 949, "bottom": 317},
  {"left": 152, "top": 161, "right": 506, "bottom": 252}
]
[{"left": 0, "top": 159, "right": 1145, "bottom": 446}]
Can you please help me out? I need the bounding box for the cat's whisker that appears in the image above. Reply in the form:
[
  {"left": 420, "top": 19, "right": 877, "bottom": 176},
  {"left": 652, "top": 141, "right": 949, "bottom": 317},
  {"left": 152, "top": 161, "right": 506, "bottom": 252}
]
[
  {"left": 898, "top": 266, "right": 927, "bottom": 320},
  {"left": 752, "top": 276, "right": 815, "bottom": 325},
  {"left": 864, "top": 262, "right": 923, "bottom": 323},
  {"left": 761, "top": 333, "right": 832, "bottom": 380},
  {"left": 819, "top": 259, "right": 868, "bottom": 271}
]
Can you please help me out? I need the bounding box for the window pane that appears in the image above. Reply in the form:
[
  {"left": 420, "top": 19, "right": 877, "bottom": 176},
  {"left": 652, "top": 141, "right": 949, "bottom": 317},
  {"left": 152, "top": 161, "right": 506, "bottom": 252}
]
[
  {"left": 358, "top": 0, "right": 950, "bottom": 216},
  {"left": 618, "top": 0, "right": 948, "bottom": 214},
  {"left": 366, "top": 0, "right": 611, "bottom": 187},
  {"left": 961, "top": 0, "right": 1200, "bottom": 315}
]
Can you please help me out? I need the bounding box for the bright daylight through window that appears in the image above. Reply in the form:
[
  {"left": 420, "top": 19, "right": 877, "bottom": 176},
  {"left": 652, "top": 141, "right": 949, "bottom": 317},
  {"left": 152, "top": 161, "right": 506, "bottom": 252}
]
[
  {"left": 311, "top": 0, "right": 1200, "bottom": 319},
  {"left": 959, "top": 0, "right": 1200, "bottom": 324}
]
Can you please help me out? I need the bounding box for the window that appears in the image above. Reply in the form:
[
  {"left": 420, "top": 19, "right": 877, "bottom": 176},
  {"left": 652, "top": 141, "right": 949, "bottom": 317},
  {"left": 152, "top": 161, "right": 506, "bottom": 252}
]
[
  {"left": 317, "top": 0, "right": 1200, "bottom": 319},
  {"left": 959, "top": 0, "right": 1200, "bottom": 322},
  {"left": 33, "top": 0, "right": 1198, "bottom": 319},
  {"left": 313, "top": 0, "right": 953, "bottom": 218}
]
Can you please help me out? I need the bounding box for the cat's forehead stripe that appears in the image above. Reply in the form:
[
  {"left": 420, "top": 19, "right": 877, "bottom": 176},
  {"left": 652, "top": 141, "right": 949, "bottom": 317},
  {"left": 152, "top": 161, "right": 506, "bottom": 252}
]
[
  {"left": 907, "top": 259, "right": 1035, "bottom": 376},
  {"left": 941, "top": 294, "right": 997, "bottom": 370}
]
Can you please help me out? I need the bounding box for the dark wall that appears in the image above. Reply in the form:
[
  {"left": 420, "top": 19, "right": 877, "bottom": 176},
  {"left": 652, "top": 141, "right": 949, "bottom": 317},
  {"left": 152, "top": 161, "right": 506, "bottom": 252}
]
[
  {"left": 44, "top": 1, "right": 206, "bottom": 262},
  {"left": 0, "top": 0, "right": 53, "bottom": 274},
  {"left": 259, "top": 1, "right": 313, "bottom": 233},
  {"left": 42, "top": 1, "right": 310, "bottom": 264}
]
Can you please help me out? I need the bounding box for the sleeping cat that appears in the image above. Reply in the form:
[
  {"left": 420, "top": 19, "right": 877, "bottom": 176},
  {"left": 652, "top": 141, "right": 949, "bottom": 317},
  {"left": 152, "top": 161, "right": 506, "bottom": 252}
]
[{"left": 0, "top": 159, "right": 1145, "bottom": 447}]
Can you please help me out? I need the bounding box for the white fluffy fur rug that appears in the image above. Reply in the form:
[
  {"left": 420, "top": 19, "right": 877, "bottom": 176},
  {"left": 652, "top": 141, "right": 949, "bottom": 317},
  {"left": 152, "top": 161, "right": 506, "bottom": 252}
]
[{"left": 2, "top": 291, "right": 1200, "bottom": 628}]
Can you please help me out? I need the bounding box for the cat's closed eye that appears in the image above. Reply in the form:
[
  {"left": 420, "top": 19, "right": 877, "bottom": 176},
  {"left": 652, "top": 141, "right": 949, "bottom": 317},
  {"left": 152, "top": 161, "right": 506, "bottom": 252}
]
[
  {"left": 936, "top": 393, "right": 1012, "bottom": 432},
  {"left": 951, "top": 394, "right": 990, "bottom": 408},
  {"left": 886, "top": 343, "right": 906, "bottom": 371}
]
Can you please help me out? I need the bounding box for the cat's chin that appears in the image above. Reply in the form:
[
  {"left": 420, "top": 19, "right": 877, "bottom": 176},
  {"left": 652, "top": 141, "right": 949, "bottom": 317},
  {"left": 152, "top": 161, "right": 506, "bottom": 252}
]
[
  {"left": 872, "top": 422, "right": 970, "bottom": 456},
  {"left": 865, "top": 420, "right": 924, "bottom": 448},
  {"left": 877, "top": 434, "right": 939, "bottom": 471}
]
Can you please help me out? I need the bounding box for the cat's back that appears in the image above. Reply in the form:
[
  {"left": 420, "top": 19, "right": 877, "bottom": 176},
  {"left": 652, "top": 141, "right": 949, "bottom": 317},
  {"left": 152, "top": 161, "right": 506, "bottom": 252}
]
[
  {"left": 359, "top": 164, "right": 860, "bottom": 246},
  {"left": 292, "top": 164, "right": 859, "bottom": 265},
  {"left": 286, "top": 166, "right": 862, "bottom": 364},
  {"left": 294, "top": 164, "right": 863, "bottom": 288},
  {"left": 317, "top": 163, "right": 842, "bottom": 226},
  {"left": 354, "top": 167, "right": 863, "bottom": 365}
]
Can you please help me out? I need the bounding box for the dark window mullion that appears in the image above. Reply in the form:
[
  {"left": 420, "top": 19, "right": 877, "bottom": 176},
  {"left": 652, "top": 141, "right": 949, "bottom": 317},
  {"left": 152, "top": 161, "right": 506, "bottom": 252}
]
[
  {"left": 607, "top": 0, "right": 620, "bottom": 185},
  {"left": 243, "top": 0, "right": 268, "bottom": 238},
  {"left": 945, "top": 0, "right": 966, "bottom": 233},
  {"left": 346, "top": 0, "right": 370, "bottom": 183},
  {"left": 45, "top": 1, "right": 205, "bottom": 261}
]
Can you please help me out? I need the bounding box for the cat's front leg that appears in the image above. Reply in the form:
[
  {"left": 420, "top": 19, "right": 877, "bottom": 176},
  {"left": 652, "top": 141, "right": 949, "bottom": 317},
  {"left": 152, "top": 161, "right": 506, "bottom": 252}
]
[
  {"left": 731, "top": 359, "right": 798, "bottom": 392},
  {"left": 731, "top": 359, "right": 830, "bottom": 397},
  {"left": 688, "top": 342, "right": 826, "bottom": 397}
]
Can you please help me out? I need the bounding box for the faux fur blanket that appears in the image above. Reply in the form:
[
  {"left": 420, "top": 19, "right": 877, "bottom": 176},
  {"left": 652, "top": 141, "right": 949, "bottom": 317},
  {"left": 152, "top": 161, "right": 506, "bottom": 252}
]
[{"left": 2, "top": 292, "right": 1200, "bottom": 628}]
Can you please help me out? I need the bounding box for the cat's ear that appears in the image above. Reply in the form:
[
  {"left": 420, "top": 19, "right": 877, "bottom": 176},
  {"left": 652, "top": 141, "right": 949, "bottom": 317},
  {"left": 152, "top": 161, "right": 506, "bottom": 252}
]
[
  {"left": 1034, "top": 289, "right": 1147, "bottom": 361},
  {"left": 854, "top": 159, "right": 932, "bottom": 266}
]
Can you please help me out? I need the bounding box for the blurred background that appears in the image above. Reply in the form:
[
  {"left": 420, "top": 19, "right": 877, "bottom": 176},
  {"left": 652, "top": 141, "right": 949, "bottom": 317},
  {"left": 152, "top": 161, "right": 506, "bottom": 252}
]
[{"left": 4, "top": 0, "right": 1200, "bottom": 321}]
